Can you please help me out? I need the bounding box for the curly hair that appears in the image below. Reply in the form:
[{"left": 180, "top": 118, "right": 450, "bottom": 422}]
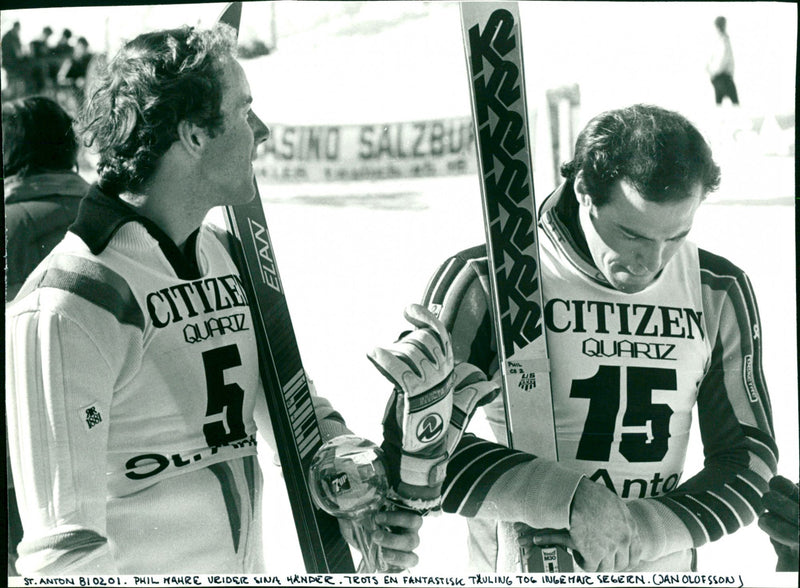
[
  {"left": 2, "top": 96, "right": 79, "bottom": 177},
  {"left": 78, "top": 24, "right": 237, "bottom": 194},
  {"left": 560, "top": 104, "right": 721, "bottom": 206}
]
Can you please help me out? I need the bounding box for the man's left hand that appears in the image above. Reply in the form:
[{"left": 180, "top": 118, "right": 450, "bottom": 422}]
[
  {"left": 340, "top": 508, "right": 422, "bottom": 571},
  {"left": 758, "top": 475, "right": 799, "bottom": 572},
  {"left": 373, "top": 508, "right": 423, "bottom": 570}
]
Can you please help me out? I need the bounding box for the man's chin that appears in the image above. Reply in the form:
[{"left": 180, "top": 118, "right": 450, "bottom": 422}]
[
  {"left": 610, "top": 275, "right": 653, "bottom": 294},
  {"left": 230, "top": 184, "right": 258, "bottom": 206}
]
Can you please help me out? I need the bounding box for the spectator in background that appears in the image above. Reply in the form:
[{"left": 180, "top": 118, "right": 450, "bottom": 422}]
[
  {"left": 29, "top": 26, "right": 54, "bottom": 58},
  {"left": 706, "top": 16, "right": 739, "bottom": 106},
  {"left": 29, "top": 26, "right": 54, "bottom": 92},
  {"left": 55, "top": 28, "right": 74, "bottom": 57},
  {"left": 52, "top": 28, "right": 75, "bottom": 82},
  {"left": 4, "top": 96, "right": 88, "bottom": 576},
  {"left": 2, "top": 21, "right": 23, "bottom": 65},
  {"left": 3, "top": 96, "right": 88, "bottom": 302},
  {"left": 1, "top": 22, "right": 26, "bottom": 98},
  {"left": 58, "top": 36, "right": 92, "bottom": 94}
]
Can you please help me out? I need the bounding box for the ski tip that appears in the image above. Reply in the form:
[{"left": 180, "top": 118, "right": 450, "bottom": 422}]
[{"left": 218, "top": 2, "right": 243, "bottom": 31}]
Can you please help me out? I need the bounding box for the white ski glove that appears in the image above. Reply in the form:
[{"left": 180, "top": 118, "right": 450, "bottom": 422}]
[{"left": 368, "top": 304, "right": 500, "bottom": 511}]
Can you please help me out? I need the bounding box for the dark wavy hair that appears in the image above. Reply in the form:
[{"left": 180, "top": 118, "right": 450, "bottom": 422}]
[
  {"left": 560, "top": 104, "right": 721, "bottom": 206},
  {"left": 78, "top": 24, "right": 237, "bottom": 194},
  {"left": 2, "top": 96, "right": 79, "bottom": 177}
]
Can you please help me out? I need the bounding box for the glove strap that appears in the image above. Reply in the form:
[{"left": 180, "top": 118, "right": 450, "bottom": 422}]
[{"left": 400, "top": 453, "right": 449, "bottom": 486}]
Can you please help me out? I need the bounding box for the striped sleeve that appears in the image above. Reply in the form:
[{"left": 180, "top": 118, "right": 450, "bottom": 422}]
[
  {"left": 441, "top": 434, "right": 583, "bottom": 530},
  {"left": 647, "top": 249, "right": 777, "bottom": 550},
  {"left": 423, "top": 248, "right": 583, "bottom": 527},
  {"left": 442, "top": 434, "right": 535, "bottom": 516},
  {"left": 6, "top": 255, "right": 144, "bottom": 574}
]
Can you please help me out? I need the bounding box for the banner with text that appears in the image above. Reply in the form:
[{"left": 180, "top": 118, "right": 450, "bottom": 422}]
[{"left": 255, "top": 117, "right": 477, "bottom": 183}]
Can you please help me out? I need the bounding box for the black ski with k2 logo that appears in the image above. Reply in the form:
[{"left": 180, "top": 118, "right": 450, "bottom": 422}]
[{"left": 461, "top": 2, "right": 572, "bottom": 572}]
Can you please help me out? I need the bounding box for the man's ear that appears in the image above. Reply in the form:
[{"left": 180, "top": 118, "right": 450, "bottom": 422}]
[
  {"left": 573, "top": 171, "right": 593, "bottom": 208},
  {"left": 177, "top": 119, "right": 206, "bottom": 158}
]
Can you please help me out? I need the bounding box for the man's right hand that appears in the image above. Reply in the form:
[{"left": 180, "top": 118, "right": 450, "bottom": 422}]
[
  {"left": 758, "top": 475, "right": 799, "bottom": 572},
  {"left": 531, "top": 477, "right": 641, "bottom": 572}
]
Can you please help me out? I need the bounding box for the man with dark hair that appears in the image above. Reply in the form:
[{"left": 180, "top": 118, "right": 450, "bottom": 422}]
[
  {"left": 4, "top": 94, "right": 88, "bottom": 577},
  {"left": 423, "top": 104, "right": 777, "bottom": 571},
  {"left": 4, "top": 95, "right": 87, "bottom": 301},
  {"left": 6, "top": 23, "right": 421, "bottom": 575}
]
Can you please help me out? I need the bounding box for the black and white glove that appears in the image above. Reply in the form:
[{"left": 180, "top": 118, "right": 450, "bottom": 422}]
[{"left": 368, "top": 304, "right": 499, "bottom": 511}]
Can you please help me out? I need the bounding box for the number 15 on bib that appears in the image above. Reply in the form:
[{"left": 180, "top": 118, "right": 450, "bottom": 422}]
[{"left": 460, "top": 2, "right": 574, "bottom": 573}]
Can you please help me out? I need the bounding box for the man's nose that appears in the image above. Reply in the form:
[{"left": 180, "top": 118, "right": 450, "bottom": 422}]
[
  {"left": 635, "top": 241, "right": 665, "bottom": 273},
  {"left": 249, "top": 110, "right": 269, "bottom": 145}
]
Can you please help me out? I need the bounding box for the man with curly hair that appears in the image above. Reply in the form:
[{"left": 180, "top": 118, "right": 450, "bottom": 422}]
[
  {"left": 423, "top": 104, "right": 777, "bottom": 572},
  {"left": 5, "top": 23, "right": 421, "bottom": 575}
]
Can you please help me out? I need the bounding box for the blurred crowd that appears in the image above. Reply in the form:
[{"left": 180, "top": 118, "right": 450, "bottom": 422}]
[{"left": 2, "top": 22, "right": 99, "bottom": 117}]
